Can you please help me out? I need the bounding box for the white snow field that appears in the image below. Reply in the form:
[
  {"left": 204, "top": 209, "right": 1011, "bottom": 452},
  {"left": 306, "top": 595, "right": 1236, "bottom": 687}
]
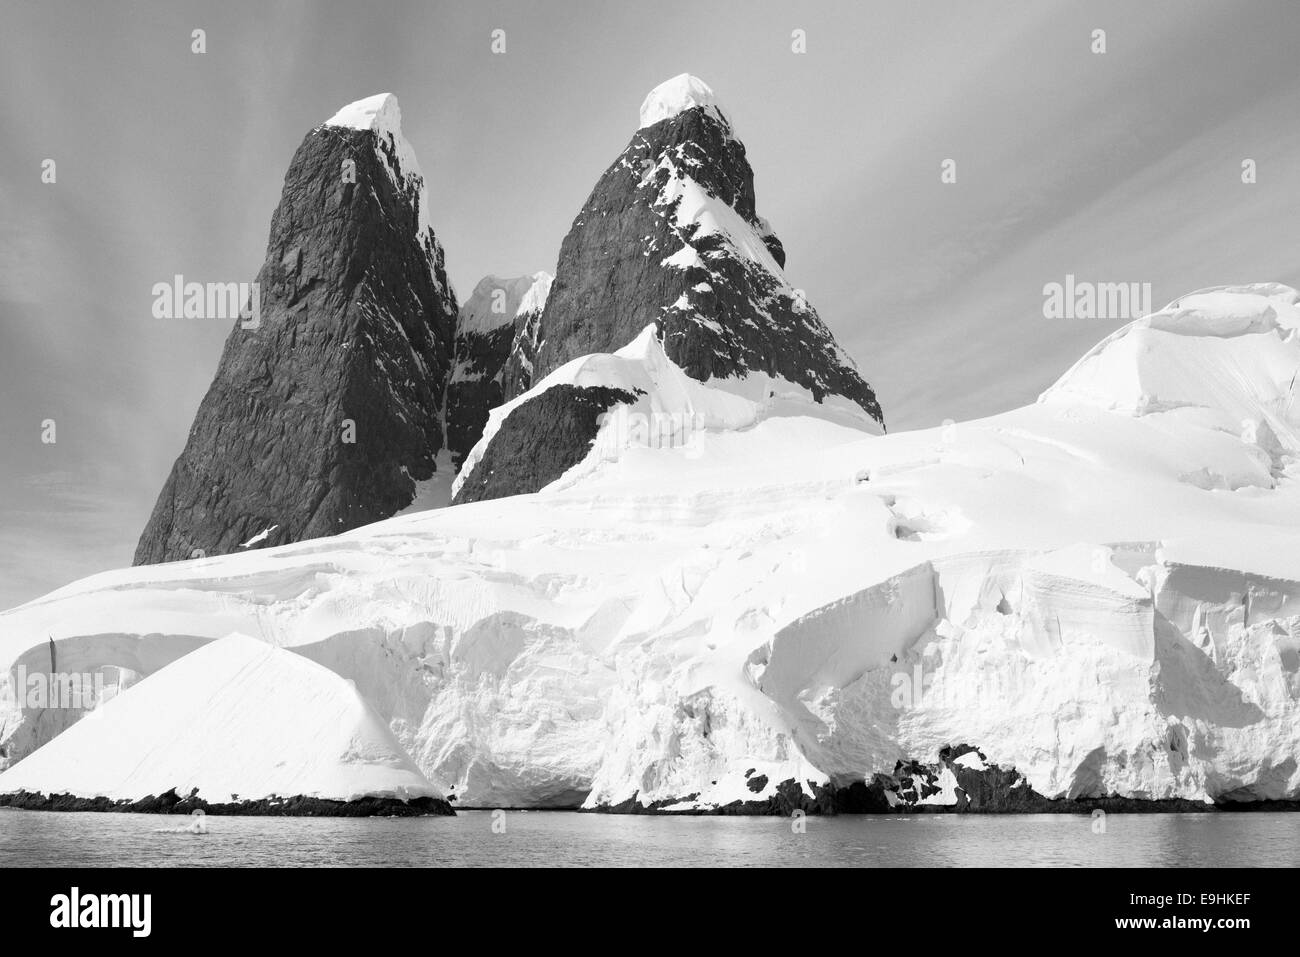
[
  {"left": 2, "top": 284, "right": 1299, "bottom": 809},
  {"left": 0, "top": 634, "right": 442, "bottom": 804}
]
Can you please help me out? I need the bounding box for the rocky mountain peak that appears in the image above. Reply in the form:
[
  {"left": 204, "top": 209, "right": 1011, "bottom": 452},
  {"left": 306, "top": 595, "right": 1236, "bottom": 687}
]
[
  {"left": 133, "top": 95, "right": 459, "bottom": 564},
  {"left": 511, "top": 74, "right": 884, "bottom": 430}
]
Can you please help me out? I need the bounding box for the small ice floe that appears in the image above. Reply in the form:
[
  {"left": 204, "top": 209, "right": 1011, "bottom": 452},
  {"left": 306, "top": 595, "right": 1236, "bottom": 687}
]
[{"left": 155, "top": 809, "right": 208, "bottom": 835}]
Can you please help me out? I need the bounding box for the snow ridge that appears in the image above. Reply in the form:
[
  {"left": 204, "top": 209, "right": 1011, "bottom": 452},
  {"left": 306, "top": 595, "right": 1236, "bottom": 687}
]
[{"left": 452, "top": 323, "right": 875, "bottom": 500}]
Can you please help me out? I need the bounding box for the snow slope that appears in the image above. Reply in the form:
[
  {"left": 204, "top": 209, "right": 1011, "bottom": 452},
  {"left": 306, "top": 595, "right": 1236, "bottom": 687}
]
[
  {"left": 0, "top": 634, "right": 441, "bottom": 804},
  {"left": 3, "top": 285, "right": 1299, "bottom": 809},
  {"left": 452, "top": 323, "right": 876, "bottom": 500}
]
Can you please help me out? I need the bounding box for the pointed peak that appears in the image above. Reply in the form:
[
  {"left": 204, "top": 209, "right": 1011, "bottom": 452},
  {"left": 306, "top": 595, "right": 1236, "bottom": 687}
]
[
  {"left": 323, "top": 92, "right": 402, "bottom": 132},
  {"left": 639, "top": 74, "right": 730, "bottom": 131}
]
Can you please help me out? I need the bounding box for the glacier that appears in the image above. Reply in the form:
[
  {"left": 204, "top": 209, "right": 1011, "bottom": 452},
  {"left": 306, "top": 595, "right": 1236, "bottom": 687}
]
[{"left": 2, "top": 284, "right": 1299, "bottom": 811}]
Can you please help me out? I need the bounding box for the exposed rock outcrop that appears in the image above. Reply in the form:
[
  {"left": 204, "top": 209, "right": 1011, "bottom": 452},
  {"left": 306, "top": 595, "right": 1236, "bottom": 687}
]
[
  {"left": 446, "top": 272, "right": 551, "bottom": 471},
  {"left": 452, "top": 384, "right": 640, "bottom": 504}
]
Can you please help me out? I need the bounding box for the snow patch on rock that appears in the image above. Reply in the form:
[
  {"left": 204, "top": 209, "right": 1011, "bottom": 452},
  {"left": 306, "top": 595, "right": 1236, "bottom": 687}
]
[{"left": 656, "top": 166, "right": 785, "bottom": 278}]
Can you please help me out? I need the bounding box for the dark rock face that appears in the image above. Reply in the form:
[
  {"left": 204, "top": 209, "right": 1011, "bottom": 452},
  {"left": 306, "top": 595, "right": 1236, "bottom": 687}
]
[
  {"left": 512, "top": 104, "right": 883, "bottom": 428},
  {"left": 446, "top": 274, "right": 551, "bottom": 472},
  {"left": 446, "top": 323, "right": 515, "bottom": 473},
  {"left": 589, "top": 778, "right": 835, "bottom": 816},
  {"left": 452, "top": 385, "right": 640, "bottom": 505},
  {"left": 500, "top": 303, "right": 544, "bottom": 402},
  {"left": 134, "top": 114, "right": 458, "bottom": 564},
  {"left": 830, "top": 745, "right": 1225, "bottom": 815},
  {"left": 0, "top": 787, "right": 454, "bottom": 817},
  {"left": 828, "top": 745, "right": 1049, "bottom": 813},
  {"left": 583, "top": 744, "right": 1297, "bottom": 815}
]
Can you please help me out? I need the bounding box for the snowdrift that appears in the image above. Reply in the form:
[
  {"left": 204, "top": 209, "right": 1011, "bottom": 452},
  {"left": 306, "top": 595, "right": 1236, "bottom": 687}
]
[{"left": 3, "top": 285, "right": 1299, "bottom": 811}]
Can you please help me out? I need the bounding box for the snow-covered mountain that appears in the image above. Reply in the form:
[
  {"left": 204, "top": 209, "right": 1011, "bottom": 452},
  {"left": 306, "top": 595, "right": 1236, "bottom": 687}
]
[
  {"left": 4, "top": 283, "right": 1299, "bottom": 812},
  {"left": 134, "top": 93, "right": 459, "bottom": 565},
  {"left": 454, "top": 74, "right": 883, "bottom": 503},
  {"left": 446, "top": 272, "right": 552, "bottom": 471}
]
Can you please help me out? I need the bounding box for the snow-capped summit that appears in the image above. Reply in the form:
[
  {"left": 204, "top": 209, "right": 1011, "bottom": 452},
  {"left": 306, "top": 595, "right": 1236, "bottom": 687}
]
[
  {"left": 134, "top": 96, "right": 458, "bottom": 564},
  {"left": 459, "top": 70, "right": 883, "bottom": 501},
  {"left": 639, "top": 73, "right": 731, "bottom": 131},
  {"left": 322, "top": 92, "right": 432, "bottom": 238},
  {"left": 518, "top": 72, "right": 880, "bottom": 423},
  {"left": 322, "top": 91, "right": 402, "bottom": 132}
]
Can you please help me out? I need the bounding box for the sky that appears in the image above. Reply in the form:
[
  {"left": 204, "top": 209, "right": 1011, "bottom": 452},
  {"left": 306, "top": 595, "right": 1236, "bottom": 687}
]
[{"left": 2, "top": 0, "right": 1299, "bottom": 608}]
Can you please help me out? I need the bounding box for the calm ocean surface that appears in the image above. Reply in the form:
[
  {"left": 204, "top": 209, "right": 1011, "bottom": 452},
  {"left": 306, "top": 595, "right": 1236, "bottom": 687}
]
[{"left": 3, "top": 809, "right": 1298, "bottom": 867}]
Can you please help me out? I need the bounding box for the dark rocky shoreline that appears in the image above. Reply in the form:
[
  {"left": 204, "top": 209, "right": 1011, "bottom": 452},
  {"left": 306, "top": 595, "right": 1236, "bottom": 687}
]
[
  {"left": 585, "top": 744, "right": 1300, "bottom": 816},
  {"left": 587, "top": 783, "right": 1300, "bottom": 816},
  {"left": 0, "top": 787, "right": 454, "bottom": 817},
  {"left": 7, "top": 744, "right": 1297, "bottom": 817}
]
